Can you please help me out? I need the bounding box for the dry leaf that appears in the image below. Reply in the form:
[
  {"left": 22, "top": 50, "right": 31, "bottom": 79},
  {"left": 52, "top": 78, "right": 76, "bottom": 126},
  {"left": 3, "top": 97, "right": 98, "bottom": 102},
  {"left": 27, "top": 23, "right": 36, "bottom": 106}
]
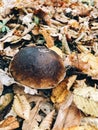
[
  {"left": 81, "top": 117, "right": 98, "bottom": 129},
  {"left": 0, "top": 69, "right": 15, "bottom": 86},
  {"left": 73, "top": 87, "right": 98, "bottom": 117},
  {"left": 63, "top": 125, "right": 97, "bottom": 130},
  {"left": 0, "top": 81, "right": 3, "bottom": 96},
  {"left": 63, "top": 104, "right": 81, "bottom": 129},
  {"left": 4, "top": 46, "right": 19, "bottom": 57},
  {"left": 68, "top": 52, "right": 98, "bottom": 79},
  {"left": 13, "top": 94, "right": 31, "bottom": 120},
  {"left": 0, "top": 116, "right": 19, "bottom": 130},
  {"left": 52, "top": 94, "right": 73, "bottom": 130},
  {"left": 51, "top": 78, "right": 69, "bottom": 104},
  {"left": 51, "top": 76, "right": 76, "bottom": 104},
  {"left": 22, "top": 100, "right": 41, "bottom": 130},
  {"left": 0, "top": 93, "right": 13, "bottom": 111},
  {"left": 40, "top": 28, "right": 54, "bottom": 48},
  {"left": 50, "top": 46, "right": 63, "bottom": 58},
  {"left": 39, "top": 110, "right": 55, "bottom": 130}
]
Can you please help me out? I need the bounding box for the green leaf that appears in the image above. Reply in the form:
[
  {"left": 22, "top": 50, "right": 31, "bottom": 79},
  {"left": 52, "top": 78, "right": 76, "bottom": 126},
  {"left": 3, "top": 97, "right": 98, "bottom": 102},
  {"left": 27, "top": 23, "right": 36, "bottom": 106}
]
[
  {"left": 2, "top": 26, "right": 6, "bottom": 32},
  {"left": 34, "top": 16, "right": 39, "bottom": 25}
]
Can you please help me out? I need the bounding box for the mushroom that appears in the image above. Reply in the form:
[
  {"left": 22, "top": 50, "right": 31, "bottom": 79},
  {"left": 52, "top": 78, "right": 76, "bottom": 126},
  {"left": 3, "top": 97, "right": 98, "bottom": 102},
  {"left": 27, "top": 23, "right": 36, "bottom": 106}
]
[{"left": 9, "top": 46, "right": 65, "bottom": 89}]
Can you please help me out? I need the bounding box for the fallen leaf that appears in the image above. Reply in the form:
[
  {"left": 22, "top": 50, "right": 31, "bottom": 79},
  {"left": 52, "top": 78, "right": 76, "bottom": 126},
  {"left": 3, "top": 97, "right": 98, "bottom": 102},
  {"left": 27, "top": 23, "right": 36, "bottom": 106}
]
[
  {"left": 52, "top": 94, "right": 73, "bottom": 130},
  {"left": 0, "top": 116, "right": 19, "bottom": 130},
  {"left": 50, "top": 45, "right": 63, "bottom": 58},
  {"left": 0, "top": 93, "right": 13, "bottom": 111},
  {"left": 13, "top": 94, "right": 31, "bottom": 120},
  {"left": 68, "top": 52, "right": 98, "bottom": 79},
  {"left": 63, "top": 125, "right": 97, "bottom": 130},
  {"left": 63, "top": 104, "right": 81, "bottom": 129},
  {"left": 73, "top": 87, "right": 98, "bottom": 117},
  {"left": 81, "top": 117, "right": 98, "bottom": 129},
  {"left": 51, "top": 78, "right": 69, "bottom": 104},
  {"left": 39, "top": 110, "right": 55, "bottom": 130},
  {"left": 4, "top": 46, "right": 19, "bottom": 57},
  {"left": 0, "top": 81, "right": 3, "bottom": 96},
  {"left": 51, "top": 76, "right": 76, "bottom": 104},
  {"left": 40, "top": 28, "right": 54, "bottom": 48},
  {"left": 22, "top": 100, "right": 41, "bottom": 130},
  {"left": 0, "top": 69, "right": 15, "bottom": 86}
]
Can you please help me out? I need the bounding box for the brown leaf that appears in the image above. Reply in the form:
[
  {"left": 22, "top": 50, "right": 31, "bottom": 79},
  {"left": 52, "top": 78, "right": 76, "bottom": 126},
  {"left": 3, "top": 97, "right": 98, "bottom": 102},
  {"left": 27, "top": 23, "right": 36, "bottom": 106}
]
[
  {"left": 51, "top": 76, "right": 76, "bottom": 104},
  {"left": 63, "top": 104, "right": 81, "bottom": 129},
  {"left": 67, "top": 52, "right": 98, "bottom": 79},
  {"left": 40, "top": 28, "right": 54, "bottom": 48},
  {"left": 52, "top": 94, "right": 73, "bottom": 130},
  {"left": 0, "top": 116, "right": 19, "bottom": 130}
]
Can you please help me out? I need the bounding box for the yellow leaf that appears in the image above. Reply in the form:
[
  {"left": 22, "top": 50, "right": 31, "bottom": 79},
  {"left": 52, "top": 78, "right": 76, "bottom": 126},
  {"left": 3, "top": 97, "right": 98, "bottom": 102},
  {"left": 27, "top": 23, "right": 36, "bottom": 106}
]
[
  {"left": 40, "top": 28, "right": 54, "bottom": 48},
  {"left": 50, "top": 46, "right": 63, "bottom": 58}
]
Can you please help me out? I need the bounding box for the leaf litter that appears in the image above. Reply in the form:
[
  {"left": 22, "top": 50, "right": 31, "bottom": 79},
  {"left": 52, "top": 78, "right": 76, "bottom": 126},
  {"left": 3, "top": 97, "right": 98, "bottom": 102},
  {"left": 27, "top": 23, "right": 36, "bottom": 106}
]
[{"left": 0, "top": 0, "right": 98, "bottom": 129}]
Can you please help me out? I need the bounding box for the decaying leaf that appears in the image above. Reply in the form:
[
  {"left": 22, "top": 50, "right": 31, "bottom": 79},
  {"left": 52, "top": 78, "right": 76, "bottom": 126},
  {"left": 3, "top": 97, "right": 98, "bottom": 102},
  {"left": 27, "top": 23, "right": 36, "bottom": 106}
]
[
  {"left": 73, "top": 87, "right": 98, "bottom": 117},
  {"left": 0, "top": 93, "right": 13, "bottom": 111},
  {"left": 13, "top": 94, "right": 31, "bottom": 120},
  {"left": 0, "top": 116, "right": 19, "bottom": 130}
]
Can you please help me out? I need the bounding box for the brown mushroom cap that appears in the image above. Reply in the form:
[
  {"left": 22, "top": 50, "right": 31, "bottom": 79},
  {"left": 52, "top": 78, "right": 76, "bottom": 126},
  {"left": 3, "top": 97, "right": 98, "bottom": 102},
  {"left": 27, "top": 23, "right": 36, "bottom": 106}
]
[{"left": 9, "top": 46, "right": 65, "bottom": 89}]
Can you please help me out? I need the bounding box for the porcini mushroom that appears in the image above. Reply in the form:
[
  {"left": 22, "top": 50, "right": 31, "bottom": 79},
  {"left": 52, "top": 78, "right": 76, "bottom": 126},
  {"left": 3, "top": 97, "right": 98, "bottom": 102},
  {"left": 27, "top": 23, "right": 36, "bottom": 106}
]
[{"left": 9, "top": 46, "right": 65, "bottom": 89}]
